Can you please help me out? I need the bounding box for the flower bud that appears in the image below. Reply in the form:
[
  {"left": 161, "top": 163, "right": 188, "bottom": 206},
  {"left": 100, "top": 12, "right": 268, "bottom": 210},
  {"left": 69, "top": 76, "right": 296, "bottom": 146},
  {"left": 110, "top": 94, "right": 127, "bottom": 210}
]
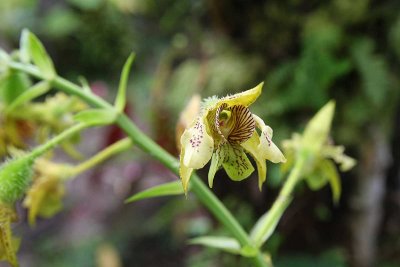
[{"left": 0, "top": 156, "right": 34, "bottom": 204}]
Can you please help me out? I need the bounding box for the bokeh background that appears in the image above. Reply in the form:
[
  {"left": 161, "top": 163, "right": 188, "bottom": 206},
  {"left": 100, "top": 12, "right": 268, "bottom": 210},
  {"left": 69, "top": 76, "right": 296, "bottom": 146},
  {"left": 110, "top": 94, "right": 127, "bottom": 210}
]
[{"left": 0, "top": 0, "right": 399, "bottom": 266}]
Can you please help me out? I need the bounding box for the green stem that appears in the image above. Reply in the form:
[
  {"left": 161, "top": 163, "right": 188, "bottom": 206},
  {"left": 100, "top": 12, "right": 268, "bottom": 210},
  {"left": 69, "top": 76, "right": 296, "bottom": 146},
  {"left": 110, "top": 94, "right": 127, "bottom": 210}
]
[
  {"left": 280, "top": 157, "right": 305, "bottom": 198},
  {"left": 254, "top": 157, "right": 305, "bottom": 247},
  {"left": 29, "top": 123, "right": 86, "bottom": 159},
  {"left": 8, "top": 61, "right": 269, "bottom": 267},
  {"left": 68, "top": 137, "right": 133, "bottom": 178}
]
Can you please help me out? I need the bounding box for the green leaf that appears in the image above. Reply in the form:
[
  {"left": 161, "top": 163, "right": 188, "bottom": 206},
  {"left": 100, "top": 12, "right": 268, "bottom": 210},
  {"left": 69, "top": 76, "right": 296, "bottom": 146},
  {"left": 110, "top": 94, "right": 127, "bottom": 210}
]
[
  {"left": 19, "top": 30, "right": 30, "bottom": 63},
  {"left": 125, "top": 180, "right": 184, "bottom": 203},
  {"left": 250, "top": 196, "right": 292, "bottom": 247},
  {"left": 73, "top": 109, "right": 117, "bottom": 126},
  {"left": 20, "top": 29, "right": 56, "bottom": 79},
  {"left": 5, "top": 81, "right": 50, "bottom": 113},
  {"left": 115, "top": 53, "right": 135, "bottom": 112},
  {"left": 0, "top": 70, "right": 31, "bottom": 105},
  {"left": 189, "top": 236, "right": 241, "bottom": 255}
]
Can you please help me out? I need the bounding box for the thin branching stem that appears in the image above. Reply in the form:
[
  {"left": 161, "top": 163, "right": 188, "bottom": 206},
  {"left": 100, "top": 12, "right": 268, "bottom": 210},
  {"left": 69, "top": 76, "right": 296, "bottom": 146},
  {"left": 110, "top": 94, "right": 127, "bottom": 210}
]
[
  {"left": 8, "top": 61, "right": 270, "bottom": 267},
  {"left": 68, "top": 137, "right": 133, "bottom": 178}
]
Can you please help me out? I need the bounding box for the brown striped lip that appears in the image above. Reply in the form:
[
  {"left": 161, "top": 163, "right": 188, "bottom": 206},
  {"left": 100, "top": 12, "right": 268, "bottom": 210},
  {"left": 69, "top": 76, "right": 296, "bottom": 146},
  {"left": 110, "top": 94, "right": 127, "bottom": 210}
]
[{"left": 215, "top": 104, "right": 255, "bottom": 145}]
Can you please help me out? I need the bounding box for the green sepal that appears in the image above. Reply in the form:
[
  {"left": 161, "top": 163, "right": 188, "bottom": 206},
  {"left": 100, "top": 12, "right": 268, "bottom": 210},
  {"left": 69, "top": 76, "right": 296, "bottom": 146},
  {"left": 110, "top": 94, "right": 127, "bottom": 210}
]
[
  {"left": 125, "top": 181, "right": 184, "bottom": 203},
  {"left": 114, "top": 53, "right": 135, "bottom": 113},
  {"left": 73, "top": 108, "right": 117, "bottom": 126},
  {"left": 305, "top": 166, "right": 328, "bottom": 190},
  {"left": 250, "top": 195, "right": 292, "bottom": 247},
  {"left": 322, "top": 159, "right": 341, "bottom": 204},
  {"left": 304, "top": 159, "right": 341, "bottom": 204},
  {"left": 5, "top": 81, "right": 50, "bottom": 113},
  {"left": 208, "top": 145, "right": 225, "bottom": 188},
  {"left": 20, "top": 29, "right": 56, "bottom": 79},
  {"left": 302, "top": 101, "right": 335, "bottom": 154}
]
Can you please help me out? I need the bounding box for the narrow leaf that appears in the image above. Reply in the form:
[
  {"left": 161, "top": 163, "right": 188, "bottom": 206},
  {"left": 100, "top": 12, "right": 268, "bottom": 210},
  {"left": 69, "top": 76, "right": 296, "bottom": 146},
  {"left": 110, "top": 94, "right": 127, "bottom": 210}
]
[
  {"left": 125, "top": 181, "right": 184, "bottom": 203},
  {"left": 78, "top": 76, "right": 92, "bottom": 93},
  {"left": 74, "top": 109, "right": 117, "bottom": 126},
  {"left": 5, "top": 81, "right": 50, "bottom": 113},
  {"left": 115, "top": 53, "right": 135, "bottom": 112},
  {"left": 23, "top": 29, "right": 56, "bottom": 79},
  {"left": 19, "top": 29, "right": 30, "bottom": 63},
  {"left": 189, "top": 236, "right": 241, "bottom": 255},
  {"left": 250, "top": 196, "right": 292, "bottom": 247}
]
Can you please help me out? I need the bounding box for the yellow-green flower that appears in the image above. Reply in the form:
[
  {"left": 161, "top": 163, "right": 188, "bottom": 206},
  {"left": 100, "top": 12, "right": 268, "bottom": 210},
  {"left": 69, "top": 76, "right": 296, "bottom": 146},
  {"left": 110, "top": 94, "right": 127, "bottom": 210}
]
[
  {"left": 282, "top": 101, "right": 356, "bottom": 202},
  {"left": 0, "top": 204, "right": 20, "bottom": 267},
  {"left": 179, "top": 83, "right": 286, "bottom": 193},
  {"left": 23, "top": 158, "right": 69, "bottom": 226}
]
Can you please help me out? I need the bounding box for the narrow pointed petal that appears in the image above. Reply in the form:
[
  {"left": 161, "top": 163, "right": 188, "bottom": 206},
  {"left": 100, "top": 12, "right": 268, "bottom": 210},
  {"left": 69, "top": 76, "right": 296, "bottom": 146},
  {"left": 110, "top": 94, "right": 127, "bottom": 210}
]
[
  {"left": 302, "top": 101, "right": 335, "bottom": 153},
  {"left": 180, "top": 117, "right": 214, "bottom": 169},
  {"left": 253, "top": 115, "right": 286, "bottom": 163},
  {"left": 221, "top": 144, "right": 254, "bottom": 181},
  {"left": 321, "top": 145, "right": 356, "bottom": 171},
  {"left": 208, "top": 147, "right": 225, "bottom": 188},
  {"left": 220, "top": 82, "right": 263, "bottom": 107},
  {"left": 322, "top": 159, "right": 342, "bottom": 204},
  {"left": 241, "top": 133, "right": 267, "bottom": 190},
  {"left": 179, "top": 146, "right": 193, "bottom": 195}
]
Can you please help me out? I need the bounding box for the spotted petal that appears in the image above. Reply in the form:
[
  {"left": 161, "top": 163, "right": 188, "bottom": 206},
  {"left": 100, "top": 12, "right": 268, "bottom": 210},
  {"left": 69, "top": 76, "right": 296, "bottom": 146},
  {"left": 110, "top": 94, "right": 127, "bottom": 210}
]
[
  {"left": 222, "top": 143, "right": 254, "bottom": 181},
  {"left": 220, "top": 82, "right": 263, "bottom": 107},
  {"left": 180, "top": 117, "right": 214, "bottom": 169},
  {"left": 253, "top": 115, "right": 286, "bottom": 163}
]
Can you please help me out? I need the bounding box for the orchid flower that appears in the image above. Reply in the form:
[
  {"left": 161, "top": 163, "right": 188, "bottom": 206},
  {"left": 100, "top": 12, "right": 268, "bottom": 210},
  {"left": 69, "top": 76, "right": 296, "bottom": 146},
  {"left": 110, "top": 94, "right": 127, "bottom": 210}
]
[
  {"left": 179, "top": 83, "right": 286, "bottom": 194},
  {"left": 282, "top": 101, "right": 356, "bottom": 203}
]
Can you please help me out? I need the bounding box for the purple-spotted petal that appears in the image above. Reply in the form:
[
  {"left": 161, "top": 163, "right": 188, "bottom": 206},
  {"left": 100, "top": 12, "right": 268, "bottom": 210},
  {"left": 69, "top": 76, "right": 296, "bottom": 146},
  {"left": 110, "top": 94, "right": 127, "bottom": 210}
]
[
  {"left": 180, "top": 117, "right": 214, "bottom": 169},
  {"left": 221, "top": 143, "right": 254, "bottom": 181}
]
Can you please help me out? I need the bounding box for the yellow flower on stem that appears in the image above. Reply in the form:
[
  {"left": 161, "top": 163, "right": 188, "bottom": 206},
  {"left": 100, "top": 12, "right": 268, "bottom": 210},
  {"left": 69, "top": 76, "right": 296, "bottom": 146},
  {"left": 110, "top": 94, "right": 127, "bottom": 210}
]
[
  {"left": 282, "top": 101, "right": 356, "bottom": 203},
  {"left": 23, "top": 158, "right": 69, "bottom": 226},
  {"left": 179, "top": 83, "right": 286, "bottom": 194},
  {"left": 0, "top": 204, "right": 20, "bottom": 267}
]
